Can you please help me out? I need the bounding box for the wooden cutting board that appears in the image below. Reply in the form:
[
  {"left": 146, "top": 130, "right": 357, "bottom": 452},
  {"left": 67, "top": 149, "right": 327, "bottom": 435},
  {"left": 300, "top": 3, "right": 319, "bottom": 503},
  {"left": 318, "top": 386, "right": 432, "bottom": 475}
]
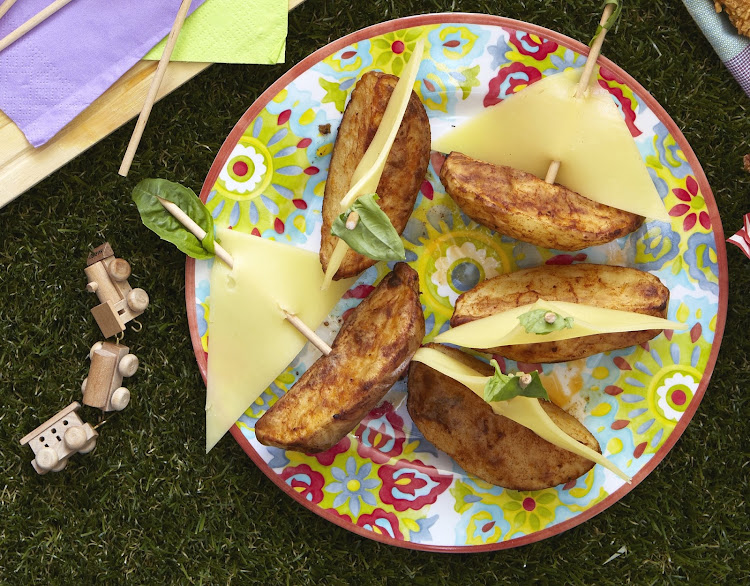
[{"left": 0, "top": 0, "right": 305, "bottom": 210}]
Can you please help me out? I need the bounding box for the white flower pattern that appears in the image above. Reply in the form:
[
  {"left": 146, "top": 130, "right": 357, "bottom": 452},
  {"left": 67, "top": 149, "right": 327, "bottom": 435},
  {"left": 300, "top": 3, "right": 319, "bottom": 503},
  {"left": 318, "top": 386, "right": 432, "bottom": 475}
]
[
  {"left": 219, "top": 144, "right": 268, "bottom": 194},
  {"left": 431, "top": 242, "right": 500, "bottom": 305},
  {"left": 656, "top": 372, "right": 697, "bottom": 421}
]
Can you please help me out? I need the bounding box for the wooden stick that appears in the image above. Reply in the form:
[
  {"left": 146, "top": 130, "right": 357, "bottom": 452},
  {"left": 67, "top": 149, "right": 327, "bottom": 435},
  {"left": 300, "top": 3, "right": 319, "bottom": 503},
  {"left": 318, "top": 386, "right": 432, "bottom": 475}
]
[
  {"left": 156, "top": 196, "right": 234, "bottom": 268},
  {"left": 0, "top": 0, "right": 75, "bottom": 52},
  {"left": 155, "top": 197, "right": 333, "bottom": 354},
  {"left": 118, "top": 0, "right": 192, "bottom": 177},
  {"left": 544, "top": 3, "right": 616, "bottom": 185},
  {"left": 0, "top": 0, "right": 19, "bottom": 21},
  {"left": 280, "top": 310, "right": 332, "bottom": 355}
]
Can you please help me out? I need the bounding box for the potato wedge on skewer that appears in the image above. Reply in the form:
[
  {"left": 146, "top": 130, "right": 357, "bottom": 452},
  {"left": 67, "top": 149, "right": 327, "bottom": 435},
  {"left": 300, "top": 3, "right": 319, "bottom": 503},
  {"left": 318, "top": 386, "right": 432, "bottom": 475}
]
[
  {"left": 255, "top": 263, "right": 425, "bottom": 453},
  {"left": 451, "top": 264, "right": 670, "bottom": 363},
  {"left": 439, "top": 151, "right": 644, "bottom": 251},
  {"left": 320, "top": 71, "right": 430, "bottom": 280},
  {"left": 408, "top": 344, "right": 598, "bottom": 490}
]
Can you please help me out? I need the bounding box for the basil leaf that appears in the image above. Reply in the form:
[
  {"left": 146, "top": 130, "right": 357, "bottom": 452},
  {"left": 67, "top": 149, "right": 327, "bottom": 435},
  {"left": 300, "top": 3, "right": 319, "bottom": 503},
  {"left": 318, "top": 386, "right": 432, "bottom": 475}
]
[
  {"left": 518, "top": 309, "right": 574, "bottom": 335},
  {"left": 331, "top": 193, "right": 406, "bottom": 262},
  {"left": 590, "top": 0, "right": 622, "bottom": 45},
  {"left": 484, "top": 360, "right": 550, "bottom": 403},
  {"left": 132, "top": 178, "right": 216, "bottom": 260}
]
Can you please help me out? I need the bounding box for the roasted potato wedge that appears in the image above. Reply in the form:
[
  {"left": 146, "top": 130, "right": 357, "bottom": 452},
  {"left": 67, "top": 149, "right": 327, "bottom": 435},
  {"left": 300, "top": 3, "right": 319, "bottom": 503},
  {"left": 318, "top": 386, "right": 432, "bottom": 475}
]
[
  {"left": 439, "top": 151, "right": 644, "bottom": 251},
  {"left": 407, "top": 344, "right": 598, "bottom": 490},
  {"left": 451, "top": 263, "right": 670, "bottom": 363},
  {"left": 255, "top": 263, "right": 425, "bottom": 453},
  {"left": 320, "top": 71, "right": 431, "bottom": 279}
]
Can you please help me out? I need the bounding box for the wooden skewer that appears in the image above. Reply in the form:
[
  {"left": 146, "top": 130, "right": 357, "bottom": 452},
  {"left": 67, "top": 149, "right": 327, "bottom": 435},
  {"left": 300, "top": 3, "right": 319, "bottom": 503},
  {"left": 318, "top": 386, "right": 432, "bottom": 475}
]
[
  {"left": 0, "top": 0, "right": 75, "bottom": 53},
  {"left": 156, "top": 196, "right": 234, "bottom": 268},
  {"left": 280, "top": 310, "right": 332, "bottom": 356},
  {"left": 0, "top": 0, "right": 19, "bottom": 21},
  {"left": 345, "top": 211, "right": 359, "bottom": 230},
  {"left": 118, "top": 0, "right": 192, "bottom": 177},
  {"left": 544, "top": 2, "right": 616, "bottom": 185},
  {"left": 155, "top": 197, "right": 333, "bottom": 355}
]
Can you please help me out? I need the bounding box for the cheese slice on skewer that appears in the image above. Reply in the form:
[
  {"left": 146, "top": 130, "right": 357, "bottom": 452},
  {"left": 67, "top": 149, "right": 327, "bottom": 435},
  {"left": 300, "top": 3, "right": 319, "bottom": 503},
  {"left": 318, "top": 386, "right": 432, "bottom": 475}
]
[
  {"left": 432, "top": 67, "right": 669, "bottom": 221},
  {"left": 322, "top": 39, "right": 425, "bottom": 288},
  {"left": 206, "top": 229, "right": 353, "bottom": 452},
  {"left": 434, "top": 298, "right": 685, "bottom": 349},
  {"left": 411, "top": 347, "right": 631, "bottom": 482}
]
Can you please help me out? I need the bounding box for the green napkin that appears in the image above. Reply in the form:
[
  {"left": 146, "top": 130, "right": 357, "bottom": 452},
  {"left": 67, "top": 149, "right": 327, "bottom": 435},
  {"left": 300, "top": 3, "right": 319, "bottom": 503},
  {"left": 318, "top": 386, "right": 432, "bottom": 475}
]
[{"left": 144, "top": 0, "right": 287, "bottom": 64}]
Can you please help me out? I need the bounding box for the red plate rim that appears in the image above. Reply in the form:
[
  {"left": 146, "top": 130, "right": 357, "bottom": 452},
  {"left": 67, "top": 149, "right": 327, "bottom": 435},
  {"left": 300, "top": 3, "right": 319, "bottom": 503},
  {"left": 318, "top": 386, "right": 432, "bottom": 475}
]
[{"left": 185, "top": 12, "right": 729, "bottom": 552}]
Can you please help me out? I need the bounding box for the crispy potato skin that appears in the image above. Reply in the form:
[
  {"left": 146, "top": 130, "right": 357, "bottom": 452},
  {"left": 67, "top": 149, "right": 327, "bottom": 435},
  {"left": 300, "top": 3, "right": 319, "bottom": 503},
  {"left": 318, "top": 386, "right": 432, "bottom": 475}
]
[
  {"left": 407, "top": 344, "right": 598, "bottom": 490},
  {"left": 320, "top": 71, "right": 431, "bottom": 279},
  {"left": 439, "top": 152, "right": 644, "bottom": 251},
  {"left": 715, "top": 1, "right": 750, "bottom": 37},
  {"left": 255, "top": 263, "right": 425, "bottom": 453},
  {"left": 451, "top": 264, "right": 670, "bottom": 363}
]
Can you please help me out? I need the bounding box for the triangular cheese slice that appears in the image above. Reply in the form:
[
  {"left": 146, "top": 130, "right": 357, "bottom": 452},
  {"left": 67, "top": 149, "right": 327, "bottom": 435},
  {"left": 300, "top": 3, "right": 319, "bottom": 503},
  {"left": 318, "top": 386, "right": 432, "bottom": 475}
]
[
  {"left": 434, "top": 299, "right": 685, "bottom": 349},
  {"left": 412, "top": 347, "right": 630, "bottom": 481},
  {"left": 432, "top": 68, "right": 669, "bottom": 220},
  {"left": 206, "top": 229, "right": 353, "bottom": 452}
]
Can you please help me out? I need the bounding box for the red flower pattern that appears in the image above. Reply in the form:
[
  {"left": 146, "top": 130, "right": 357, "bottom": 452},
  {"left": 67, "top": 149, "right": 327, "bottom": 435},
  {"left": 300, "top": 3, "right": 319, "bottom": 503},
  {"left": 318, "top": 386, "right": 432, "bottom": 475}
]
[
  {"left": 484, "top": 62, "right": 542, "bottom": 107},
  {"left": 356, "top": 509, "right": 403, "bottom": 540},
  {"left": 308, "top": 436, "right": 350, "bottom": 466},
  {"left": 280, "top": 464, "right": 325, "bottom": 505},
  {"left": 508, "top": 31, "right": 558, "bottom": 60},
  {"left": 669, "top": 175, "right": 709, "bottom": 231},
  {"left": 355, "top": 402, "right": 405, "bottom": 464},
  {"left": 378, "top": 458, "right": 452, "bottom": 512}
]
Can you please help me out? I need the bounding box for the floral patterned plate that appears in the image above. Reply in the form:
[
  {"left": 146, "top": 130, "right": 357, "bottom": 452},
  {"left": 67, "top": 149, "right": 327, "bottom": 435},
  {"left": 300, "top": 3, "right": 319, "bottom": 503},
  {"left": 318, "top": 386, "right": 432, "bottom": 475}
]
[{"left": 186, "top": 14, "right": 728, "bottom": 551}]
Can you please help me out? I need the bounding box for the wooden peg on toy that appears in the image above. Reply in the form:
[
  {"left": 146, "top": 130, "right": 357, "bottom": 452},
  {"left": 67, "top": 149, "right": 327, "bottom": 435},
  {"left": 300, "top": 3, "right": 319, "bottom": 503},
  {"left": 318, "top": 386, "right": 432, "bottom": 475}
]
[
  {"left": 84, "top": 243, "right": 149, "bottom": 338},
  {"left": 20, "top": 402, "right": 98, "bottom": 475},
  {"left": 82, "top": 341, "right": 138, "bottom": 412}
]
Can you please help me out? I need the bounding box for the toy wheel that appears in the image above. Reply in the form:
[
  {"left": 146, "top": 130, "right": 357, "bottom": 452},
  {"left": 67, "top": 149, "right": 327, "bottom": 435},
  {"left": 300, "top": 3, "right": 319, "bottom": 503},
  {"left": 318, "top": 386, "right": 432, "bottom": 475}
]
[
  {"left": 35, "top": 447, "right": 60, "bottom": 472},
  {"left": 118, "top": 354, "right": 139, "bottom": 377},
  {"left": 127, "top": 288, "right": 149, "bottom": 312},
  {"left": 110, "top": 387, "right": 130, "bottom": 411},
  {"left": 108, "top": 258, "right": 131, "bottom": 282},
  {"left": 89, "top": 342, "right": 104, "bottom": 360},
  {"left": 64, "top": 426, "right": 88, "bottom": 451},
  {"left": 78, "top": 437, "right": 97, "bottom": 454}
]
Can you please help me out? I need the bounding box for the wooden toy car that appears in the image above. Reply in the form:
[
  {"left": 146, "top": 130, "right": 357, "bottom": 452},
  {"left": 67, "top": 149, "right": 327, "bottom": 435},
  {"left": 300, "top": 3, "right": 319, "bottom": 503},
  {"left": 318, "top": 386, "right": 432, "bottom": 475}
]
[
  {"left": 85, "top": 242, "right": 149, "bottom": 338},
  {"left": 82, "top": 341, "right": 138, "bottom": 412},
  {"left": 20, "top": 402, "right": 98, "bottom": 474}
]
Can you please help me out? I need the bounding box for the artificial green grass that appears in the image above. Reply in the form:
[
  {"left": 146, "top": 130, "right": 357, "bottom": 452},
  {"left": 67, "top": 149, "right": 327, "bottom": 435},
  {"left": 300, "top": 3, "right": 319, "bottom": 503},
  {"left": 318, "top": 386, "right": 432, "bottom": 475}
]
[{"left": 1, "top": 0, "right": 748, "bottom": 583}]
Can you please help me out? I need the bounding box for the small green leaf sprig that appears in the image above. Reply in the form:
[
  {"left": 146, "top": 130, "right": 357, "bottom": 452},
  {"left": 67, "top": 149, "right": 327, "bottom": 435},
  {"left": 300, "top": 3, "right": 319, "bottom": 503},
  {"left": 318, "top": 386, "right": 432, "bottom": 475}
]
[
  {"left": 590, "top": 0, "right": 622, "bottom": 45},
  {"left": 331, "top": 193, "right": 406, "bottom": 262},
  {"left": 132, "top": 179, "right": 216, "bottom": 259},
  {"left": 518, "top": 308, "right": 574, "bottom": 335},
  {"left": 483, "top": 359, "right": 550, "bottom": 403}
]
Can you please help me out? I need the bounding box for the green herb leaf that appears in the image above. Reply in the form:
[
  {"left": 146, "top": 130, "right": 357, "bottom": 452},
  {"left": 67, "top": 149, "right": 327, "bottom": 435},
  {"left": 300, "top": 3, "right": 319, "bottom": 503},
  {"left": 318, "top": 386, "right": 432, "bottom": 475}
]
[
  {"left": 590, "top": 0, "right": 623, "bottom": 45},
  {"left": 132, "top": 178, "right": 216, "bottom": 260},
  {"left": 518, "top": 309, "right": 574, "bottom": 335},
  {"left": 330, "top": 193, "right": 406, "bottom": 262},
  {"left": 483, "top": 360, "right": 550, "bottom": 403}
]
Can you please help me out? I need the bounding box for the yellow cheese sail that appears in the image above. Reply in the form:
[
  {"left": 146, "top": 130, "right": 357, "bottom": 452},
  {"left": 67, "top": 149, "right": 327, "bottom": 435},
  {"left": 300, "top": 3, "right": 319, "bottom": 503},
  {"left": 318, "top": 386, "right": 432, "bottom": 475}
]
[
  {"left": 412, "top": 347, "right": 630, "bottom": 482},
  {"left": 206, "top": 229, "right": 353, "bottom": 452},
  {"left": 322, "top": 39, "right": 425, "bottom": 288},
  {"left": 434, "top": 299, "right": 685, "bottom": 349},
  {"left": 431, "top": 68, "right": 669, "bottom": 220}
]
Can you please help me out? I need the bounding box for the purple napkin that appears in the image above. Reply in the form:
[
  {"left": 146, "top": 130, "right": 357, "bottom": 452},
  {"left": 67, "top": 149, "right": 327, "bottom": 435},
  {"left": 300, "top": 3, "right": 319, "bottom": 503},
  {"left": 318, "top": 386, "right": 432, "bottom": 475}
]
[{"left": 0, "top": 0, "right": 205, "bottom": 147}]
